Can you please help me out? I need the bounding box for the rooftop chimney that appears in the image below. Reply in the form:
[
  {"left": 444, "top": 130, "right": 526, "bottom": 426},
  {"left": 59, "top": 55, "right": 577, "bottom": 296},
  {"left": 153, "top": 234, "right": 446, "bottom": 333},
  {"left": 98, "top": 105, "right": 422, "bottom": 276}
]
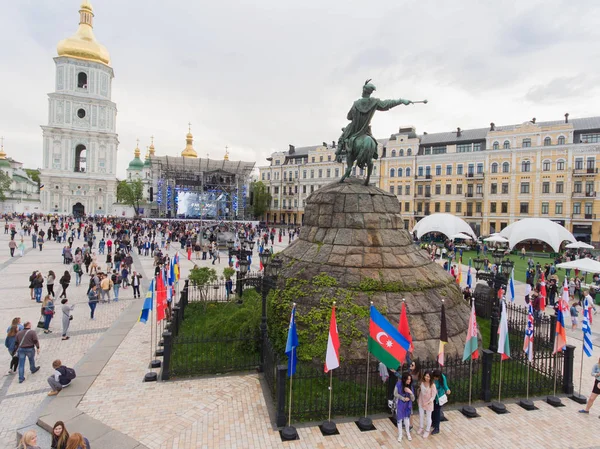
[
  {"left": 288, "top": 144, "right": 295, "bottom": 154},
  {"left": 565, "top": 113, "right": 569, "bottom": 123},
  {"left": 332, "top": 140, "right": 336, "bottom": 148},
  {"left": 490, "top": 122, "right": 495, "bottom": 131},
  {"left": 456, "top": 127, "right": 462, "bottom": 137}
]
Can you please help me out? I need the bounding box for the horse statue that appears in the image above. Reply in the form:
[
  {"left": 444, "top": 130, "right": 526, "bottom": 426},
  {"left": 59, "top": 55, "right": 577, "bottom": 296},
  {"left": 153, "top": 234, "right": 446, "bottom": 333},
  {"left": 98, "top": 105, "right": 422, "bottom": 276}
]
[{"left": 335, "top": 80, "right": 427, "bottom": 185}]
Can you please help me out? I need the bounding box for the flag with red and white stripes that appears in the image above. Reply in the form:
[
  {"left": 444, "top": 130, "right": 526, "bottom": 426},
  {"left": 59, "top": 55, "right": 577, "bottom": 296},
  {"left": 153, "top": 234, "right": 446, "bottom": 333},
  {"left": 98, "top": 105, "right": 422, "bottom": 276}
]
[{"left": 324, "top": 306, "right": 340, "bottom": 373}]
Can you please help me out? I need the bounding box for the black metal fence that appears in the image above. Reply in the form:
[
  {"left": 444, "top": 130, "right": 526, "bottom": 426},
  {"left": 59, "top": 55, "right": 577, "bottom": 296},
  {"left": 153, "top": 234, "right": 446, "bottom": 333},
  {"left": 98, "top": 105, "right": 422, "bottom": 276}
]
[
  {"left": 160, "top": 281, "right": 261, "bottom": 380},
  {"left": 473, "top": 292, "right": 555, "bottom": 350},
  {"left": 187, "top": 271, "right": 263, "bottom": 302}
]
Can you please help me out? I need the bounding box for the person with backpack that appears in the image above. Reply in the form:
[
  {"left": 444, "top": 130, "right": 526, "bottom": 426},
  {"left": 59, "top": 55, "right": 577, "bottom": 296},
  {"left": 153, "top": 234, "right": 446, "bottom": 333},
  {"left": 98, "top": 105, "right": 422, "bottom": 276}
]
[
  {"left": 47, "top": 359, "right": 75, "bottom": 396},
  {"left": 59, "top": 271, "right": 71, "bottom": 299}
]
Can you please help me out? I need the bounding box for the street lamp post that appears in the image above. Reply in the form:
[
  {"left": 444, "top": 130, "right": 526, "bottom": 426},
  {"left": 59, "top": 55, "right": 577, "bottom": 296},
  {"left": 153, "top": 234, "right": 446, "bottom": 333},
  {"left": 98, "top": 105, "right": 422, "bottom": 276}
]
[
  {"left": 258, "top": 249, "right": 282, "bottom": 372},
  {"left": 473, "top": 250, "right": 514, "bottom": 352}
]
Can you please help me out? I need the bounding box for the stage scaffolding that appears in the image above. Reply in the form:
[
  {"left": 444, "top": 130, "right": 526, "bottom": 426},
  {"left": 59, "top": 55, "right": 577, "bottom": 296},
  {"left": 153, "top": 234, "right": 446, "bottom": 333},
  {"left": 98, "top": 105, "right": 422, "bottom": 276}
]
[{"left": 149, "top": 156, "right": 255, "bottom": 220}]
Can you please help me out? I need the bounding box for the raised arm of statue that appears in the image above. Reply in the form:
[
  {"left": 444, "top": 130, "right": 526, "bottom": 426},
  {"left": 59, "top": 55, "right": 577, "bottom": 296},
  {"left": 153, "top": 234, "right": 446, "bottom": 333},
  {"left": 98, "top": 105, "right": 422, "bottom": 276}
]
[{"left": 376, "top": 98, "right": 412, "bottom": 111}]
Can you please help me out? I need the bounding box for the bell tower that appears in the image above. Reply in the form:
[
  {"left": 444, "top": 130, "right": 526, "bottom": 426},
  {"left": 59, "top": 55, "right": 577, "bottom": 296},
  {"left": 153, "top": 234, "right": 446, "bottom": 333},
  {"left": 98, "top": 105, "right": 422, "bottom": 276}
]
[{"left": 40, "top": 0, "right": 118, "bottom": 215}]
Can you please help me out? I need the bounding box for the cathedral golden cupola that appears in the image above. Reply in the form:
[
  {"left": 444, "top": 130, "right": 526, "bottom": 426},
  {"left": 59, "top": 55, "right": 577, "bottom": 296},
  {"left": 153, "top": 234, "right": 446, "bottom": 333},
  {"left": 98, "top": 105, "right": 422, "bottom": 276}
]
[
  {"left": 149, "top": 136, "right": 156, "bottom": 157},
  {"left": 181, "top": 123, "right": 198, "bottom": 158},
  {"left": 224, "top": 146, "right": 229, "bottom": 161},
  {"left": 56, "top": 0, "right": 111, "bottom": 66},
  {"left": 0, "top": 137, "right": 10, "bottom": 168}
]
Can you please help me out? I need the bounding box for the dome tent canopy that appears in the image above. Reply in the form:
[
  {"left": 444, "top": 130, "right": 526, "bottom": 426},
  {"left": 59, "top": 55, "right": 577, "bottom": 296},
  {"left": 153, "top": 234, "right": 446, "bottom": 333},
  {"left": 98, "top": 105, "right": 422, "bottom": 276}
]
[
  {"left": 411, "top": 213, "right": 477, "bottom": 240},
  {"left": 499, "top": 218, "right": 576, "bottom": 253}
]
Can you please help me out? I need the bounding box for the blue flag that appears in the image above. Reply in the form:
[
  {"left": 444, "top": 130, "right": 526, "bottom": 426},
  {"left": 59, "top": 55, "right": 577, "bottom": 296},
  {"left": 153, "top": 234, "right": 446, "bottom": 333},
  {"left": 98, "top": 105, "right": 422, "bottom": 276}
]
[
  {"left": 139, "top": 279, "right": 154, "bottom": 324},
  {"left": 507, "top": 268, "right": 516, "bottom": 302},
  {"left": 285, "top": 306, "right": 299, "bottom": 376},
  {"left": 466, "top": 267, "right": 472, "bottom": 289}
]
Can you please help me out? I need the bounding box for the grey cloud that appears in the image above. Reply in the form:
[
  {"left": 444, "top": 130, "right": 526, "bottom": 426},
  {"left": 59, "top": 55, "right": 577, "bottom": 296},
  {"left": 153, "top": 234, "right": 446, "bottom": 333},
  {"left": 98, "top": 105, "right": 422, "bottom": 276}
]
[{"left": 525, "top": 76, "right": 597, "bottom": 103}]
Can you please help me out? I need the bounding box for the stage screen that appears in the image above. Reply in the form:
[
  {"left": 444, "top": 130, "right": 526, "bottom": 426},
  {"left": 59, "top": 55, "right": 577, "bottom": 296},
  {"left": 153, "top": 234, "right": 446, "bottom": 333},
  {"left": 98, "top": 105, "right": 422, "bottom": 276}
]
[{"left": 176, "top": 191, "right": 229, "bottom": 218}]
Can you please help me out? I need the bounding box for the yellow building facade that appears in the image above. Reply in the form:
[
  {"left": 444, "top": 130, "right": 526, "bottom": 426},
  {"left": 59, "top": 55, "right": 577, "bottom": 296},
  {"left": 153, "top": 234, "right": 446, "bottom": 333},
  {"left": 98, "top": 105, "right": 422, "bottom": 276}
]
[{"left": 259, "top": 116, "right": 599, "bottom": 245}]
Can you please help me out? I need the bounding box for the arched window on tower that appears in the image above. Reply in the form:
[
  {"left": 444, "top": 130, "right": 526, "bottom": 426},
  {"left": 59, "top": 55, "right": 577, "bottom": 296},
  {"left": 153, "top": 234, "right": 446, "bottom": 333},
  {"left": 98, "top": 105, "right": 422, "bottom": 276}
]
[
  {"left": 77, "top": 72, "right": 88, "bottom": 89},
  {"left": 74, "top": 144, "right": 86, "bottom": 173}
]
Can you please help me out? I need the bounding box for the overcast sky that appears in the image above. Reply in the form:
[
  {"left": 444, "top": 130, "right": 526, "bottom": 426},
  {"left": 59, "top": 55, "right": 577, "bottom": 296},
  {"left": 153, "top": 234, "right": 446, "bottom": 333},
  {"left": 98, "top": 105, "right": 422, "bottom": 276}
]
[{"left": 1, "top": 0, "right": 599, "bottom": 179}]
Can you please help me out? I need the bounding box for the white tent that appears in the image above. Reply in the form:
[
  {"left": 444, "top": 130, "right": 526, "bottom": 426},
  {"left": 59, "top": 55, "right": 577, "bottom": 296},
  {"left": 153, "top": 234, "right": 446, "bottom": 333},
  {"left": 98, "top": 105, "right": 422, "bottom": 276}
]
[
  {"left": 556, "top": 258, "right": 600, "bottom": 273},
  {"left": 450, "top": 232, "right": 474, "bottom": 240},
  {"left": 484, "top": 235, "right": 509, "bottom": 244},
  {"left": 412, "top": 213, "right": 477, "bottom": 240},
  {"left": 566, "top": 241, "right": 595, "bottom": 250},
  {"left": 499, "top": 218, "right": 576, "bottom": 253}
]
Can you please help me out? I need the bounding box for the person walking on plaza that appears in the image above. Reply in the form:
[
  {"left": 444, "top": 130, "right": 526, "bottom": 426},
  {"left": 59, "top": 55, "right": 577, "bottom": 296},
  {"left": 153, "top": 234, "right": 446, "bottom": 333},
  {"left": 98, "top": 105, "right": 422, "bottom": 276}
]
[
  {"left": 47, "top": 359, "right": 75, "bottom": 396},
  {"left": 17, "top": 429, "right": 40, "bottom": 449},
  {"left": 38, "top": 234, "right": 44, "bottom": 251},
  {"left": 111, "top": 270, "right": 121, "bottom": 301},
  {"left": 52, "top": 421, "right": 70, "bottom": 449},
  {"left": 8, "top": 238, "right": 16, "bottom": 257},
  {"left": 15, "top": 321, "right": 41, "bottom": 383},
  {"left": 131, "top": 271, "right": 142, "bottom": 298},
  {"left": 100, "top": 274, "right": 112, "bottom": 303},
  {"left": 42, "top": 295, "right": 55, "bottom": 334},
  {"left": 32, "top": 233, "right": 37, "bottom": 249},
  {"left": 33, "top": 272, "right": 44, "bottom": 303},
  {"left": 88, "top": 284, "right": 99, "bottom": 320},
  {"left": 4, "top": 324, "right": 19, "bottom": 374},
  {"left": 29, "top": 271, "right": 37, "bottom": 300},
  {"left": 579, "top": 356, "right": 600, "bottom": 415},
  {"left": 417, "top": 370, "right": 437, "bottom": 439},
  {"left": 47, "top": 270, "right": 56, "bottom": 297},
  {"left": 61, "top": 299, "right": 74, "bottom": 340},
  {"left": 431, "top": 369, "right": 451, "bottom": 435},
  {"left": 18, "top": 238, "right": 26, "bottom": 256},
  {"left": 65, "top": 432, "right": 90, "bottom": 449},
  {"left": 395, "top": 372, "right": 415, "bottom": 442},
  {"left": 59, "top": 270, "right": 71, "bottom": 299}
]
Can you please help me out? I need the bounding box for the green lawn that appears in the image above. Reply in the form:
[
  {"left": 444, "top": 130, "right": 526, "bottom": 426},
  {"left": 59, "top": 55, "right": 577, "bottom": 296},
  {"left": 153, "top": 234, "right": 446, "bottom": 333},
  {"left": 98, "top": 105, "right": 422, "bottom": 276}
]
[
  {"left": 457, "top": 250, "right": 555, "bottom": 283},
  {"left": 170, "top": 291, "right": 262, "bottom": 377}
]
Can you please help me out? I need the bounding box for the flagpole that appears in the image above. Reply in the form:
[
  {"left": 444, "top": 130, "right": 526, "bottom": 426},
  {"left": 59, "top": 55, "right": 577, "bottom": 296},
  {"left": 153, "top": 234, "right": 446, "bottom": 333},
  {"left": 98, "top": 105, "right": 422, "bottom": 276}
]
[
  {"left": 553, "top": 352, "right": 557, "bottom": 396},
  {"left": 526, "top": 360, "right": 530, "bottom": 400},
  {"left": 328, "top": 370, "right": 333, "bottom": 422},
  {"left": 579, "top": 342, "right": 585, "bottom": 396},
  {"left": 468, "top": 355, "right": 473, "bottom": 406},
  {"left": 498, "top": 357, "right": 503, "bottom": 402},
  {"left": 364, "top": 301, "right": 375, "bottom": 418},
  {"left": 288, "top": 349, "right": 294, "bottom": 427}
]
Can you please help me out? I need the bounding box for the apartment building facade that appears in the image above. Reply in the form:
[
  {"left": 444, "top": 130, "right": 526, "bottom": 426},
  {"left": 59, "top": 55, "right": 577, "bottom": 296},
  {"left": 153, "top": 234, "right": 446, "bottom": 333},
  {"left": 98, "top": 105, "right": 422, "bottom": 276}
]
[{"left": 259, "top": 116, "right": 600, "bottom": 244}]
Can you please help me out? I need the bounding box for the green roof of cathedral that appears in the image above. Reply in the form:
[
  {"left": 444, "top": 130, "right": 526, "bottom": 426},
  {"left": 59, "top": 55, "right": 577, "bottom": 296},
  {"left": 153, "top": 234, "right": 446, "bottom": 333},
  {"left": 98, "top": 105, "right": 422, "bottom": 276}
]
[{"left": 128, "top": 157, "right": 144, "bottom": 170}]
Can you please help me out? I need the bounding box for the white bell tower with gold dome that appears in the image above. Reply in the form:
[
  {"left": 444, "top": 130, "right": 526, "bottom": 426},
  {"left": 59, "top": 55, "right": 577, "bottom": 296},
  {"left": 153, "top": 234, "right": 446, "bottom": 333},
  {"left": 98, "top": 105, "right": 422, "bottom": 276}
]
[{"left": 40, "top": 0, "right": 118, "bottom": 216}]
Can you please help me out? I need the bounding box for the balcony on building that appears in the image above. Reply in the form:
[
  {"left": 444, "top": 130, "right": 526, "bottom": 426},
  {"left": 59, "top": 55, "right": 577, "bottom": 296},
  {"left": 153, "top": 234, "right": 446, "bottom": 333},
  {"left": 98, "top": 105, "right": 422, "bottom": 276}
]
[
  {"left": 465, "top": 192, "right": 484, "bottom": 200},
  {"left": 463, "top": 211, "right": 483, "bottom": 218},
  {"left": 466, "top": 172, "right": 485, "bottom": 180},
  {"left": 572, "top": 213, "right": 597, "bottom": 220},
  {"left": 573, "top": 167, "right": 598, "bottom": 176},
  {"left": 572, "top": 191, "right": 597, "bottom": 199},
  {"left": 415, "top": 174, "right": 433, "bottom": 182}
]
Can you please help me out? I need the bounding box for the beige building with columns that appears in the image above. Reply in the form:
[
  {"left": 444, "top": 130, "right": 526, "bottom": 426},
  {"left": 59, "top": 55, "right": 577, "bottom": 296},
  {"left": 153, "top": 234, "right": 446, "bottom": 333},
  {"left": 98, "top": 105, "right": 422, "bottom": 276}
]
[{"left": 260, "top": 115, "right": 600, "bottom": 245}]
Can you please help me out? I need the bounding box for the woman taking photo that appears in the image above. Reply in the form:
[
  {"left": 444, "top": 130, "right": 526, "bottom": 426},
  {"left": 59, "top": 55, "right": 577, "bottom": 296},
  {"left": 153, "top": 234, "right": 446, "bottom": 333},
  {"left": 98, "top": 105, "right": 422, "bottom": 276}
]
[
  {"left": 42, "top": 295, "right": 55, "bottom": 334},
  {"left": 61, "top": 298, "right": 75, "bottom": 340},
  {"left": 417, "top": 370, "right": 437, "bottom": 439},
  {"left": 5, "top": 324, "right": 19, "bottom": 374},
  {"left": 51, "top": 420, "right": 70, "bottom": 449},
  {"left": 33, "top": 272, "right": 44, "bottom": 303}
]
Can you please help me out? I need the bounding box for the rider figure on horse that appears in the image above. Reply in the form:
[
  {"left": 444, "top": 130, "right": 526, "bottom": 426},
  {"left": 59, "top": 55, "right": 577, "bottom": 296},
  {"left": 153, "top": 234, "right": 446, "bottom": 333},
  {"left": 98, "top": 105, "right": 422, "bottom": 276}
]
[{"left": 336, "top": 80, "right": 414, "bottom": 185}]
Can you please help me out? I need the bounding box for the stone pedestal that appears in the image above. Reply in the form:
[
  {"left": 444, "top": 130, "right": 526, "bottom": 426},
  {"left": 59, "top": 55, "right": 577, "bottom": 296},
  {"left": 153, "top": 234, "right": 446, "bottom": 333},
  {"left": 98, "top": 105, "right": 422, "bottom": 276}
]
[{"left": 277, "top": 179, "right": 469, "bottom": 361}]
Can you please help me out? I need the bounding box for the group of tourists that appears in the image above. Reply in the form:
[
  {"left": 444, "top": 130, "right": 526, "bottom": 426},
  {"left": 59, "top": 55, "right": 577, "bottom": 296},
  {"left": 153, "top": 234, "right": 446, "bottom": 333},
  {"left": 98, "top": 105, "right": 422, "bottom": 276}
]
[
  {"left": 380, "top": 359, "right": 451, "bottom": 440},
  {"left": 18, "top": 421, "right": 89, "bottom": 449}
]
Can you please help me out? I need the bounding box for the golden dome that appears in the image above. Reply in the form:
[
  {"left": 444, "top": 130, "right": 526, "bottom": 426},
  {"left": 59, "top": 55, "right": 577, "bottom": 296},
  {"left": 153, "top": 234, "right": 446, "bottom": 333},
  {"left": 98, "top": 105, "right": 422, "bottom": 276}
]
[
  {"left": 57, "top": 0, "right": 111, "bottom": 66},
  {"left": 181, "top": 123, "right": 198, "bottom": 158},
  {"left": 134, "top": 144, "right": 140, "bottom": 158},
  {"left": 149, "top": 136, "right": 156, "bottom": 156},
  {"left": 224, "top": 147, "right": 229, "bottom": 161}
]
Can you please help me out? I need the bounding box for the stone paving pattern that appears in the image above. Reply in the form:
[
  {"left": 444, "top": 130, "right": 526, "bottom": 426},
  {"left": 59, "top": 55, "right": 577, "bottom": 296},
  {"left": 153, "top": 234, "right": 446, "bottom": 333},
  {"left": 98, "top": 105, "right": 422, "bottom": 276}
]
[{"left": 2, "top": 221, "right": 600, "bottom": 448}]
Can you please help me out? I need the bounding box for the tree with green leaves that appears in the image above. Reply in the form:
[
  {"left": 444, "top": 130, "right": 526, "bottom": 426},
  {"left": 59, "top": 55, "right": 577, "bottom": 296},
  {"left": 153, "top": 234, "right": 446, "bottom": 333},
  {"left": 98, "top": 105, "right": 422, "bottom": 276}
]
[
  {"left": 251, "top": 181, "right": 271, "bottom": 219},
  {"left": 0, "top": 171, "right": 12, "bottom": 201},
  {"left": 189, "top": 266, "right": 218, "bottom": 302},
  {"left": 116, "top": 179, "right": 145, "bottom": 216}
]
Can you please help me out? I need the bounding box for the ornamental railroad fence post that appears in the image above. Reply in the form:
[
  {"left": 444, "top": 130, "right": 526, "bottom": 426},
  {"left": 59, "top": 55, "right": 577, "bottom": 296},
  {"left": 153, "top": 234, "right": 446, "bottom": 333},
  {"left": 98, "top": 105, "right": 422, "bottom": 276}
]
[
  {"left": 276, "top": 364, "right": 288, "bottom": 428},
  {"left": 480, "top": 349, "right": 494, "bottom": 402},
  {"left": 562, "top": 344, "right": 575, "bottom": 395}
]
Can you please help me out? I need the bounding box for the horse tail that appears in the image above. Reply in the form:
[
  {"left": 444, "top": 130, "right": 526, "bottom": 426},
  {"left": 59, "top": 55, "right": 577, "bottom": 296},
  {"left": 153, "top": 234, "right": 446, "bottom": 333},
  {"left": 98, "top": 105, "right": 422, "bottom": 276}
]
[{"left": 355, "top": 136, "right": 377, "bottom": 168}]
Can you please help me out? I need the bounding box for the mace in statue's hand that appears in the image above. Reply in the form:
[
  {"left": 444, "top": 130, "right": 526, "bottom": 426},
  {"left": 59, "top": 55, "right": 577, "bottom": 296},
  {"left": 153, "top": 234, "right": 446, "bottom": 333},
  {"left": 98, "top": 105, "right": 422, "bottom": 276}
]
[{"left": 401, "top": 99, "right": 412, "bottom": 105}]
